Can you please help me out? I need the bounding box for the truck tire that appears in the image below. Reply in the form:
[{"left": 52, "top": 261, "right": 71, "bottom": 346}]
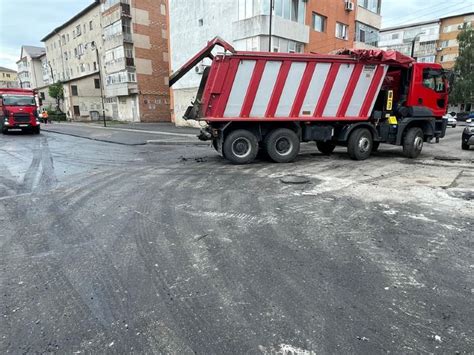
[
  {"left": 347, "top": 128, "right": 373, "bottom": 160},
  {"left": 1, "top": 128, "right": 7, "bottom": 135},
  {"left": 403, "top": 127, "right": 424, "bottom": 158},
  {"left": 462, "top": 142, "right": 470, "bottom": 150},
  {"left": 316, "top": 141, "right": 336, "bottom": 155},
  {"left": 223, "top": 129, "right": 258, "bottom": 164},
  {"left": 33, "top": 126, "right": 40, "bottom": 135},
  {"left": 264, "top": 128, "right": 300, "bottom": 163}
]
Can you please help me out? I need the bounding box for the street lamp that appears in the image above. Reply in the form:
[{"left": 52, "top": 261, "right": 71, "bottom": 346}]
[
  {"left": 90, "top": 41, "right": 107, "bottom": 128},
  {"left": 411, "top": 31, "right": 426, "bottom": 61}
]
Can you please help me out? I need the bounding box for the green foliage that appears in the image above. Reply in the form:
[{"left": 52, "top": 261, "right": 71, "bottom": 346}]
[
  {"left": 48, "top": 81, "right": 64, "bottom": 112},
  {"left": 449, "top": 27, "right": 474, "bottom": 105}
]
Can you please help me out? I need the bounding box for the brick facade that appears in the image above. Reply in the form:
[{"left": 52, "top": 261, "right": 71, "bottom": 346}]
[
  {"left": 305, "top": 0, "right": 356, "bottom": 54},
  {"left": 132, "top": 0, "right": 170, "bottom": 122}
]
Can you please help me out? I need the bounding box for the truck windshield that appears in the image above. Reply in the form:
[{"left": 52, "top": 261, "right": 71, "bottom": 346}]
[{"left": 2, "top": 95, "right": 36, "bottom": 106}]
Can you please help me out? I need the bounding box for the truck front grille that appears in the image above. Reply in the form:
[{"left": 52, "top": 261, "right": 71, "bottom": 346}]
[{"left": 13, "top": 113, "right": 31, "bottom": 123}]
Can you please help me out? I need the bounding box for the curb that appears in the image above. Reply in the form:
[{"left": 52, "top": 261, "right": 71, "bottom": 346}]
[
  {"left": 42, "top": 129, "right": 147, "bottom": 146},
  {"left": 50, "top": 122, "right": 197, "bottom": 137},
  {"left": 146, "top": 140, "right": 210, "bottom": 146}
]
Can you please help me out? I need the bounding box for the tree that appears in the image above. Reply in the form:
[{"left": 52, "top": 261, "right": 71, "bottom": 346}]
[
  {"left": 48, "top": 81, "right": 64, "bottom": 112},
  {"left": 449, "top": 27, "right": 474, "bottom": 106}
]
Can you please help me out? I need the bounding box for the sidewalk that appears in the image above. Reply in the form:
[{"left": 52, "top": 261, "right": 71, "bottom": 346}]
[{"left": 41, "top": 121, "right": 208, "bottom": 146}]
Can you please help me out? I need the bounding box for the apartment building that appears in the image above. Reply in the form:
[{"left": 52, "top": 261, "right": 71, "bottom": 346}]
[
  {"left": 16, "top": 46, "right": 47, "bottom": 89},
  {"left": 354, "top": 0, "right": 382, "bottom": 48},
  {"left": 0, "top": 67, "right": 19, "bottom": 88},
  {"left": 101, "top": 0, "right": 170, "bottom": 122},
  {"left": 379, "top": 20, "right": 441, "bottom": 63},
  {"left": 437, "top": 12, "right": 474, "bottom": 69},
  {"left": 305, "top": 0, "right": 356, "bottom": 54},
  {"left": 42, "top": 1, "right": 103, "bottom": 120},
  {"left": 41, "top": 0, "right": 170, "bottom": 122}
]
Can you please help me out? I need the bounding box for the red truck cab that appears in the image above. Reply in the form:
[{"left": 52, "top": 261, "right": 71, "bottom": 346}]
[{"left": 0, "top": 88, "right": 41, "bottom": 134}]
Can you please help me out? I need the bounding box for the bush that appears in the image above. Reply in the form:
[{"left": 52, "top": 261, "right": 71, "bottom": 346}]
[{"left": 48, "top": 111, "right": 67, "bottom": 122}]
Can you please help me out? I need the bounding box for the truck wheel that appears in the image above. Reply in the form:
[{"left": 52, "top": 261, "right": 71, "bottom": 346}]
[
  {"left": 264, "top": 128, "right": 300, "bottom": 163},
  {"left": 462, "top": 142, "right": 470, "bottom": 150},
  {"left": 347, "top": 128, "right": 373, "bottom": 160},
  {"left": 403, "top": 127, "right": 424, "bottom": 158},
  {"left": 223, "top": 129, "right": 258, "bottom": 164},
  {"left": 316, "top": 141, "right": 336, "bottom": 155},
  {"left": 33, "top": 126, "right": 40, "bottom": 135},
  {"left": 1, "top": 128, "right": 7, "bottom": 135}
]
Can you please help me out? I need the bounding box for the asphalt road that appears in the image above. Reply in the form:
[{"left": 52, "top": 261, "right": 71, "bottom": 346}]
[{"left": 0, "top": 127, "right": 473, "bottom": 354}]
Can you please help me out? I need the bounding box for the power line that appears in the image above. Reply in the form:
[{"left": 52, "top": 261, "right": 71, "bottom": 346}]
[{"left": 383, "top": 3, "right": 473, "bottom": 27}]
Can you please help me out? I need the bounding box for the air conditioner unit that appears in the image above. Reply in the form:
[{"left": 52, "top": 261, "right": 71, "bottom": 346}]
[
  {"left": 436, "top": 47, "right": 443, "bottom": 51},
  {"left": 345, "top": 1, "right": 355, "bottom": 11},
  {"left": 457, "top": 24, "right": 464, "bottom": 30},
  {"left": 195, "top": 64, "right": 206, "bottom": 75}
]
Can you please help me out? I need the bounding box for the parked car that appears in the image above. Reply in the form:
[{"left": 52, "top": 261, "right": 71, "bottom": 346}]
[
  {"left": 443, "top": 112, "right": 457, "bottom": 127},
  {"left": 462, "top": 122, "right": 474, "bottom": 150},
  {"left": 466, "top": 112, "right": 474, "bottom": 123}
]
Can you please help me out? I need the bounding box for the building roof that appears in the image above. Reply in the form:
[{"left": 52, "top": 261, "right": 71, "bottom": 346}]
[
  {"left": 22, "top": 45, "right": 46, "bottom": 59},
  {"left": 0, "top": 66, "right": 17, "bottom": 73},
  {"left": 440, "top": 11, "right": 474, "bottom": 21},
  {"left": 381, "top": 19, "right": 440, "bottom": 32},
  {"left": 41, "top": 0, "right": 100, "bottom": 42},
  {"left": 382, "top": 11, "right": 474, "bottom": 32}
]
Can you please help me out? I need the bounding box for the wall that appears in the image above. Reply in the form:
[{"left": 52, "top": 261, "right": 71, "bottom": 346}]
[
  {"left": 305, "top": 0, "right": 356, "bottom": 54},
  {"left": 63, "top": 74, "right": 102, "bottom": 120}
]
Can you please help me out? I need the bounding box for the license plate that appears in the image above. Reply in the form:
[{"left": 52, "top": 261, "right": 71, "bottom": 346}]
[{"left": 19, "top": 124, "right": 29, "bottom": 127}]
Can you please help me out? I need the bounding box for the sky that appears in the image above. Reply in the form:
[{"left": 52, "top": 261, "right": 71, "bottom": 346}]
[{"left": 0, "top": 0, "right": 473, "bottom": 70}]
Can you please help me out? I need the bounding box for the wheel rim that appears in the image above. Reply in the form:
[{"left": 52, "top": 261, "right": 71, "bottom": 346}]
[
  {"left": 231, "top": 137, "right": 252, "bottom": 158},
  {"left": 414, "top": 136, "right": 423, "bottom": 150},
  {"left": 358, "top": 137, "right": 371, "bottom": 153},
  {"left": 275, "top": 137, "right": 293, "bottom": 156}
]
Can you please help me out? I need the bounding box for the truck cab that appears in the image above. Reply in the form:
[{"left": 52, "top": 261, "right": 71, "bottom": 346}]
[
  {"left": 372, "top": 62, "right": 448, "bottom": 153},
  {"left": 0, "top": 89, "right": 41, "bottom": 134}
]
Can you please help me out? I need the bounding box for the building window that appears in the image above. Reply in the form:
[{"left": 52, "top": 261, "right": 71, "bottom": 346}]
[
  {"left": 94, "top": 62, "right": 97, "bottom": 71},
  {"left": 274, "top": 0, "right": 305, "bottom": 24},
  {"left": 94, "top": 79, "right": 101, "bottom": 89},
  {"left": 359, "top": 0, "right": 380, "bottom": 14},
  {"left": 71, "top": 85, "right": 78, "bottom": 96},
  {"left": 312, "top": 13, "right": 326, "bottom": 32},
  {"left": 76, "top": 25, "right": 82, "bottom": 37},
  {"left": 336, "top": 22, "right": 349, "bottom": 40},
  {"left": 356, "top": 22, "right": 379, "bottom": 46},
  {"left": 89, "top": 21, "right": 93, "bottom": 30},
  {"left": 40, "top": 92, "right": 45, "bottom": 100},
  {"left": 73, "top": 106, "right": 80, "bottom": 116},
  {"left": 198, "top": 18, "right": 204, "bottom": 27}
]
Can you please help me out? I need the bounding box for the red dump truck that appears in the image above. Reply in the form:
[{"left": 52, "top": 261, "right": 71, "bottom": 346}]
[
  {"left": 0, "top": 88, "right": 41, "bottom": 134},
  {"left": 170, "top": 38, "right": 448, "bottom": 164}
]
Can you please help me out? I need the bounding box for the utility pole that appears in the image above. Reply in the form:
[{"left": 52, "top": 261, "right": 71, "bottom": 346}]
[
  {"left": 269, "top": 0, "right": 274, "bottom": 52},
  {"left": 91, "top": 41, "right": 107, "bottom": 128}
]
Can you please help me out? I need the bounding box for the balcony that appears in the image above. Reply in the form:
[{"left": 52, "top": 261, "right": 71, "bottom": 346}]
[
  {"left": 104, "top": 33, "right": 134, "bottom": 51},
  {"left": 105, "top": 57, "right": 135, "bottom": 74},
  {"left": 233, "top": 15, "right": 309, "bottom": 44},
  {"left": 105, "top": 82, "right": 138, "bottom": 97}
]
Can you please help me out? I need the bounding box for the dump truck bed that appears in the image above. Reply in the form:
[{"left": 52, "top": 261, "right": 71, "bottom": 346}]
[{"left": 202, "top": 52, "right": 390, "bottom": 122}]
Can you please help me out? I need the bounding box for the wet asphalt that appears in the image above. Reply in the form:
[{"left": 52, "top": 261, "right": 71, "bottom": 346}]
[{"left": 0, "top": 127, "right": 473, "bottom": 354}]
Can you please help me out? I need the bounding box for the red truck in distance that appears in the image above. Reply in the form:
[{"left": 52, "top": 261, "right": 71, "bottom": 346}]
[
  {"left": 170, "top": 38, "right": 449, "bottom": 164},
  {"left": 0, "top": 88, "right": 42, "bottom": 134}
]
